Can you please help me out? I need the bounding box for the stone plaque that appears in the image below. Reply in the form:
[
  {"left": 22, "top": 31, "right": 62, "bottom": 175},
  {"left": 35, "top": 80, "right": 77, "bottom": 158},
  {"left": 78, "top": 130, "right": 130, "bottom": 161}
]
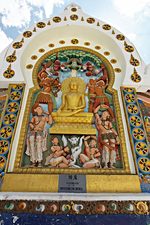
[{"left": 58, "top": 174, "right": 86, "bottom": 193}]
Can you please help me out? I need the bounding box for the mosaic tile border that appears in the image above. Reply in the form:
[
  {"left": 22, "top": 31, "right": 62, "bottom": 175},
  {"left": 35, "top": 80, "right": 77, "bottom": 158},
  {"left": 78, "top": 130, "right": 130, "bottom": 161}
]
[
  {"left": 121, "top": 87, "right": 150, "bottom": 192},
  {"left": 0, "top": 84, "right": 25, "bottom": 177},
  {"left": 0, "top": 200, "right": 149, "bottom": 215}
]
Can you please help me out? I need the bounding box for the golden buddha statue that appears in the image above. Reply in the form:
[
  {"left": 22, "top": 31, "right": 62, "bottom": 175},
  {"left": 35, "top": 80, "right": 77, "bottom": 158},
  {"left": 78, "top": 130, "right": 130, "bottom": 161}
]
[
  {"left": 50, "top": 77, "right": 96, "bottom": 134},
  {"left": 57, "top": 78, "right": 86, "bottom": 116}
]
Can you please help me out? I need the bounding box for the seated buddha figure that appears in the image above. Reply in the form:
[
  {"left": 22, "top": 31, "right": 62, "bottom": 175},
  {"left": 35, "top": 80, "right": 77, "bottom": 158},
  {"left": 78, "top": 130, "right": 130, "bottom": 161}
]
[
  {"left": 57, "top": 78, "right": 86, "bottom": 117},
  {"left": 53, "top": 77, "right": 93, "bottom": 118},
  {"left": 51, "top": 77, "right": 96, "bottom": 134}
]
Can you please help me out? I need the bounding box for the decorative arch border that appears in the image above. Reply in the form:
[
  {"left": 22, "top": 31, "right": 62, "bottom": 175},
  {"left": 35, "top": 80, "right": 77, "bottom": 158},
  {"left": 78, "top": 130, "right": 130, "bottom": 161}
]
[{"left": 14, "top": 46, "right": 130, "bottom": 174}]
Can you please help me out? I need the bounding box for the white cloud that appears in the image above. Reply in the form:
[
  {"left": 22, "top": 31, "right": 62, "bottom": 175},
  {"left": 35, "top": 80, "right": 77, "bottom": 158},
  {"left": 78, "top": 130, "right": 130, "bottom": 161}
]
[
  {"left": 26, "top": 0, "right": 64, "bottom": 18},
  {"left": 0, "top": 0, "right": 31, "bottom": 28},
  {"left": 0, "top": 0, "right": 64, "bottom": 28},
  {"left": 113, "top": 0, "right": 150, "bottom": 18},
  {"left": 0, "top": 29, "right": 12, "bottom": 52}
]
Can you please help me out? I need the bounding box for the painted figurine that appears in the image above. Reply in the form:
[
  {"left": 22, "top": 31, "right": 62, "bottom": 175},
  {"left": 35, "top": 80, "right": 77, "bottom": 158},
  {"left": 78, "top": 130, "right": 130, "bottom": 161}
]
[
  {"left": 87, "top": 69, "right": 110, "bottom": 113},
  {"left": 45, "top": 136, "right": 69, "bottom": 168},
  {"left": 36, "top": 71, "right": 61, "bottom": 114},
  {"left": 94, "top": 104, "right": 120, "bottom": 168},
  {"left": 80, "top": 136, "right": 101, "bottom": 168},
  {"left": 26, "top": 103, "right": 52, "bottom": 167}
]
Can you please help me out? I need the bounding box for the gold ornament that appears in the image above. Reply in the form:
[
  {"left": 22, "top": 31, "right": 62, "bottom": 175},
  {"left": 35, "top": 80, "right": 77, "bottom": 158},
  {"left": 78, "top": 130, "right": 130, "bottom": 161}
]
[
  {"left": 110, "top": 59, "right": 117, "bottom": 64},
  {"left": 71, "top": 39, "right": 79, "bottom": 44},
  {"left": 59, "top": 40, "right": 65, "bottom": 44},
  {"left": 70, "top": 14, "right": 78, "bottom": 21},
  {"left": 130, "top": 54, "right": 140, "bottom": 66},
  {"left": 95, "top": 46, "right": 101, "bottom": 50},
  {"left": 71, "top": 7, "right": 77, "bottom": 12},
  {"left": 6, "top": 51, "right": 17, "bottom": 63},
  {"left": 26, "top": 64, "right": 33, "bottom": 69},
  {"left": 23, "top": 31, "right": 32, "bottom": 38},
  {"left": 12, "top": 42, "right": 22, "bottom": 49},
  {"left": 131, "top": 68, "right": 141, "bottom": 82},
  {"left": 87, "top": 17, "right": 95, "bottom": 24},
  {"left": 36, "top": 22, "right": 46, "bottom": 28},
  {"left": 114, "top": 68, "right": 121, "bottom": 73},
  {"left": 31, "top": 55, "right": 38, "bottom": 60},
  {"left": 38, "top": 48, "right": 45, "bottom": 53},
  {"left": 3, "top": 64, "right": 15, "bottom": 78},
  {"left": 102, "top": 24, "right": 111, "bottom": 30},
  {"left": 53, "top": 16, "right": 61, "bottom": 23},
  {"left": 124, "top": 41, "right": 134, "bottom": 52},
  {"left": 136, "top": 202, "right": 149, "bottom": 214},
  {"left": 116, "top": 34, "right": 125, "bottom": 41},
  {"left": 84, "top": 42, "right": 90, "bottom": 46}
]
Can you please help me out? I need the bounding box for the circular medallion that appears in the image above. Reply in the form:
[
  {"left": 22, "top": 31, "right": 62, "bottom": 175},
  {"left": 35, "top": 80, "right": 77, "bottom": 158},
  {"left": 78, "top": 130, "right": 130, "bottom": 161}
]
[
  {"left": 7, "top": 102, "right": 19, "bottom": 113},
  {"left": 71, "top": 7, "right": 77, "bottom": 12},
  {"left": 125, "top": 45, "right": 134, "bottom": 53},
  {"left": 130, "top": 56, "right": 140, "bottom": 66},
  {"left": 38, "top": 48, "right": 45, "bottom": 53},
  {"left": 18, "top": 202, "right": 27, "bottom": 210},
  {"left": 4, "top": 202, "right": 14, "bottom": 210},
  {"left": 138, "top": 157, "right": 150, "bottom": 173},
  {"left": 110, "top": 59, "right": 117, "bottom": 64},
  {"left": 10, "top": 91, "right": 21, "bottom": 101},
  {"left": 26, "top": 64, "right": 33, "bottom": 69},
  {"left": 53, "top": 16, "right": 61, "bottom": 23},
  {"left": 127, "top": 104, "right": 138, "bottom": 114},
  {"left": 130, "top": 115, "right": 142, "bottom": 127},
  {"left": 23, "top": 31, "right": 32, "bottom": 38},
  {"left": 48, "top": 43, "right": 55, "bottom": 48},
  {"left": 0, "top": 126, "right": 13, "bottom": 139},
  {"left": 114, "top": 68, "right": 121, "bottom": 73},
  {"left": 36, "top": 22, "right": 46, "bottom": 28},
  {"left": 84, "top": 42, "right": 90, "bottom": 46},
  {"left": 125, "top": 94, "right": 135, "bottom": 103},
  {"left": 131, "top": 73, "right": 141, "bottom": 83},
  {"left": 135, "top": 142, "right": 148, "bottom": 156},
  {"left": 95, "top": 46, "right": 101, "bottom": 50},
  {"left": 3, "top": 114, "right": 16, "bottom": 125},
  {"left": 116, "top": 34, "right": 125, "bottom": 41},
  {"left": 124, "top": 203, "right": 135, "bottom": 212},
  {"left": 108, "top": 202, "right": 118, "bottom": 211},
  {"left": 36, "top": 204, "right": 45, "bottom": 212},
  {"left": 71, "top": 39, "right": 79, "bottom": 44},
  {"left": 0, "top": 140, "right": 9, "bottom": 155},
  {"left": 132, "top": 128, "right": 145, "bottom": 140},
  {"left": 70, "top": 14, "right": 78, "bottom": 20},
  {"left": 102, "top": 24, "right": 111, "bottom": 30},
  {"left": 31, "top": 55, "right": 38, "bottom": 60},
  {"left": 87, "top": 17, "right": 95, "bottom": 24},
  {"left": 6, "top": 55, "right": 17, "bottom": 63},
  {"left": 104, "top": 51, "right": 110, "bottom": 56},
  {"left": 3, "top": 67, "right": 15, "bottom": 79},
  {"left": 12, "top": 42, "right": 22, "bottom": 49},
  {"left": 59, "top": 40, "right": 65, "bottom": 44}
]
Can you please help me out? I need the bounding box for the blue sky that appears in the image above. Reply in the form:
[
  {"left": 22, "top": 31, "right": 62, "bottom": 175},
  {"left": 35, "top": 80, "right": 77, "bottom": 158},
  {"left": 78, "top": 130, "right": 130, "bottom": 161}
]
[{"left": 0, "top": 0, "right": 150, "bottom": 64}]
